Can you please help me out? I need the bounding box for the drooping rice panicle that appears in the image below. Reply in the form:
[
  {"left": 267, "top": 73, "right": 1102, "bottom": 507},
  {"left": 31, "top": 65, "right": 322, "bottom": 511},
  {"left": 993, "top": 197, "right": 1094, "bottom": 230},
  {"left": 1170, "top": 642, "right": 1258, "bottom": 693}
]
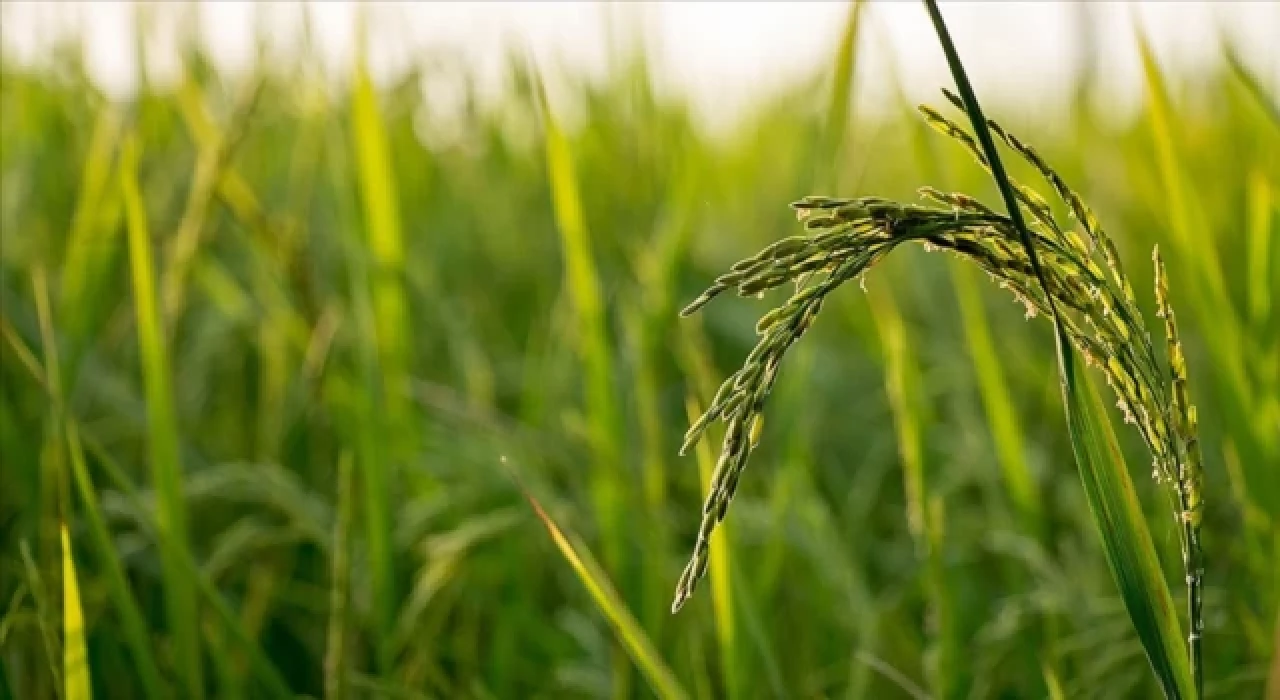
[{"left": 675, "top": 98, "right": 1207, "bottom": 688}]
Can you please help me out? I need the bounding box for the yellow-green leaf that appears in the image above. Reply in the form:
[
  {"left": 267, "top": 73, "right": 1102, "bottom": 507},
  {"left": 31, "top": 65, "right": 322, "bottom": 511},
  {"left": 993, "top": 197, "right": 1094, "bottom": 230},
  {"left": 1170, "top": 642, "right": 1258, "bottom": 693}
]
[
  {"left": 61, "top": 524, "right": 91, "bottom": 700},
  {"left": 521, "top": 486, "right": 687, "bottom": 700}
]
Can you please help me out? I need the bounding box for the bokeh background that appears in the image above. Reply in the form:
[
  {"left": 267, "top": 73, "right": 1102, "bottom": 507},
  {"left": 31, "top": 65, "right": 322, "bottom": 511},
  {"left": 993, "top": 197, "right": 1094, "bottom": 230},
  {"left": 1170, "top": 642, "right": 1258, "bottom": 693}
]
[{"left": 1, "top": 2, "right": 1277, "bottom": 698}]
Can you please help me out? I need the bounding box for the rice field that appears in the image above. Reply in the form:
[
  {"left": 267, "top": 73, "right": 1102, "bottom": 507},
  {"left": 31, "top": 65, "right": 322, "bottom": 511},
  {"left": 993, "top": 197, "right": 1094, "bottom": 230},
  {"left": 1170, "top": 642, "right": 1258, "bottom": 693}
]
[{"left": 1, "top": 3, "right": 1277, "bottom": 699}]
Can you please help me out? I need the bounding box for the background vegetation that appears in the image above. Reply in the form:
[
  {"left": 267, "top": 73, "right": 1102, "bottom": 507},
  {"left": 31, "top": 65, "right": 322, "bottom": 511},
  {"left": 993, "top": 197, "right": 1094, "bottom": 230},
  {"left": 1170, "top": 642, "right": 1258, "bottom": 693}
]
[{"left": 1, "top": 3, "right": 1276, "bottom": 698}]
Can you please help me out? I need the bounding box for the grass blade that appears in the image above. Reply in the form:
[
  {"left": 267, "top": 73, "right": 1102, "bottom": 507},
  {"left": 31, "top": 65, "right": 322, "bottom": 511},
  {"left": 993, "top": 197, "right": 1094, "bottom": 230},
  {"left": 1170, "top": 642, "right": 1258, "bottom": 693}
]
[
  {"left": 59, "top": 104, "right": 123, "bottom": 372},
  {"left": 519, "top": 485, "right": 687, "bottom": 700},
  {"left": 160, "top": 75, "right": 260, "bottom": 325},
  {"left": 4, "top": 300, "right": 290, "bottom": 698},
  {"left": 32, "top": 266, "right": 67, "bottom": 652},
  {"left": 1136, "top": 29, "right": 1231, "bottom": 319},
  {"left": 60, "top": 525, "right": 90, "bottom": 700},
  {"left": 349, "top": 33, "right": 409, "bottom": 663},
  {"left": 867, "top": 288, "right": 926, "bottom": 548},
  {"left": 899, "top": 50, "right": 1039, "bottom": 535},
  {"left": 1060, "top": 350, "right": 1194, "bottom": 699},
  {"left": 120, "top": 133, "right": 203, "bottom": 699},
  {"left": 866, "top": 283, "right": 960, "bottom": 698},
  {"left": 351, "top": 36, "right": 412, "bottom": 397}
]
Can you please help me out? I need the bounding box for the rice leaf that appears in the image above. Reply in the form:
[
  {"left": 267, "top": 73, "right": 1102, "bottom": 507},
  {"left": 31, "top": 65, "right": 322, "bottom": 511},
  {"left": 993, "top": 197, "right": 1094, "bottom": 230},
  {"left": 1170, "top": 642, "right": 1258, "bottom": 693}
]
[
  {"left": 867, "top": 283, "right": 961, "bottom": 698},
  {"left": 60, "top": 525, "right": 90, "bottom": 700},
  {"left": 59, "top": 104, "right": 124, "bottom": 371},
  {"left": 30, "top": 266, "right": 69, "bottom": 692},
  {"left": 351, "top": 35, "right": 410, "bottom": 381},
  {"left": 532, "top": 57, "right": 635, "bottom": 694},
  {"left": 350, "top": 28, "right": 407, "bottom": 661},
  {"left": 520, "top": 488, "right": 687, "bottom": 700},
  {"left": 36, "top": 230, "right": 165, "bottom": 700},
  {"left": 120, "top": 133, "right": 204, "bottom": 699},
  {"left": 1042, "top": 659, "right": 1066, "bottom": 700},
  {"left": 1059, "top": 347, "right": 1194, "bottom": 699},
  {"left": 867, "top": 289, "right": 926, "bottom": 544},
  {"left": 1136, "top": 30, "right": 1231, "bottom": 311}
]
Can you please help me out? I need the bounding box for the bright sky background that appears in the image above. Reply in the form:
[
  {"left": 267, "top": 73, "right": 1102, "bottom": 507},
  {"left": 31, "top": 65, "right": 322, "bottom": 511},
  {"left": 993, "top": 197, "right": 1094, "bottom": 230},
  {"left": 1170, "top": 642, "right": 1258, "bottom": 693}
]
[{"left": 3, "top": 1, "right": 1277, "bottom": 129}]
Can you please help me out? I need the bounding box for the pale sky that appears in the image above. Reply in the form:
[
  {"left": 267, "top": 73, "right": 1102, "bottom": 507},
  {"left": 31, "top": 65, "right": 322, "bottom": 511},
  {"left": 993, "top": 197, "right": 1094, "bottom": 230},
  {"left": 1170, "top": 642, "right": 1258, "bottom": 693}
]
[{"left": 3, "top": 1, "right": 1277, "bottom": 130}]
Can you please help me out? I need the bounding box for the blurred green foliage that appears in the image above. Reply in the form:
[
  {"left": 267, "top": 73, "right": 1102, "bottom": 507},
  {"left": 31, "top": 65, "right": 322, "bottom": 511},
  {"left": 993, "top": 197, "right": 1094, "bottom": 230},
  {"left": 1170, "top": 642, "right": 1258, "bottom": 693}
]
[{"left": 1, "top": 5, "right": 1277, "bottom": 699}]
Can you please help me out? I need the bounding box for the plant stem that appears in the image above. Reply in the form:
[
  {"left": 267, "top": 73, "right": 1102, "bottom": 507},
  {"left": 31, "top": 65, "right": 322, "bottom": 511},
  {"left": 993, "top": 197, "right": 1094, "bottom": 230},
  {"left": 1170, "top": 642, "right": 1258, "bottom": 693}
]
[
  {"left": 1183, "top": 507, "right": 1204, "bottom": 696},
  {"left": 920, "top": 2, "right": 1052, "bottom": 301}
]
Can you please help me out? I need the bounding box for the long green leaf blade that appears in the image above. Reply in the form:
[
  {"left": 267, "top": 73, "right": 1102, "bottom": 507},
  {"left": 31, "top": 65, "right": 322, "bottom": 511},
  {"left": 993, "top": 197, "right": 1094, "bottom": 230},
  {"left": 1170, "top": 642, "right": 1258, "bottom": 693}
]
[
  {"left": 867, "top": 284, "right": 960, "bottom": 698},
  {"left": 120, "top": 134, "right": 203, "bottom": 699},
  {"left": 350, "top": 27, "right": 408, "bottom": 662},
  {"left": 521, "top": 488, "right": 687, "bottom": 700},
  {"left": 1060, "top": 347, "right": 1194, "bottom": 699},
  {"left": 60, "top": 104, "right": 124, "bottom": 371},
  {"left": 60, "top": 525, "right": 90, "bottom": 700}
]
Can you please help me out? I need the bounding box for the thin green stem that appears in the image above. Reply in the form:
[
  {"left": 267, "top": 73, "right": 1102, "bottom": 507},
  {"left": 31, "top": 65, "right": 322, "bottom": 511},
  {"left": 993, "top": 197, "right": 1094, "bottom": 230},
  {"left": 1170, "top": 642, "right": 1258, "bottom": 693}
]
[{"left": 920, "top": 0, "right": 1062, "bottom": 328}]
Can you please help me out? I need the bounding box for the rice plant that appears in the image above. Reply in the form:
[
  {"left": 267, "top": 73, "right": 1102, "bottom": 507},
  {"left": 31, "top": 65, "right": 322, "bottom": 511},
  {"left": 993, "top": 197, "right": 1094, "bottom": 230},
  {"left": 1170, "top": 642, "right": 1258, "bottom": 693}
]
[
  {"left": 672, "top": 86, "right": 1206, "bottom": 699},
  {"left": 3, "top": 1, "right": 1275, "bottom": 696}
]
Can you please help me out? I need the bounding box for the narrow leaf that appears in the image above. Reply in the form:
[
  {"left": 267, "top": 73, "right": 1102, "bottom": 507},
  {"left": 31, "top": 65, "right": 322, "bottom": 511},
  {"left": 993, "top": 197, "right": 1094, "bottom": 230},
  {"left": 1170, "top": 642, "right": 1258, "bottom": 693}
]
[
  {"left": 520, "top": 485, "right": 687, "bottom": 700},
  {"left": 120, "top": 134, "right": 204, "bottom": 699},
  {"left": 60, "top": 525, "right": 91, "bottom": 700},
  {"left": 1060, "top": 346, "right": 1194, "bottom": 699}
]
